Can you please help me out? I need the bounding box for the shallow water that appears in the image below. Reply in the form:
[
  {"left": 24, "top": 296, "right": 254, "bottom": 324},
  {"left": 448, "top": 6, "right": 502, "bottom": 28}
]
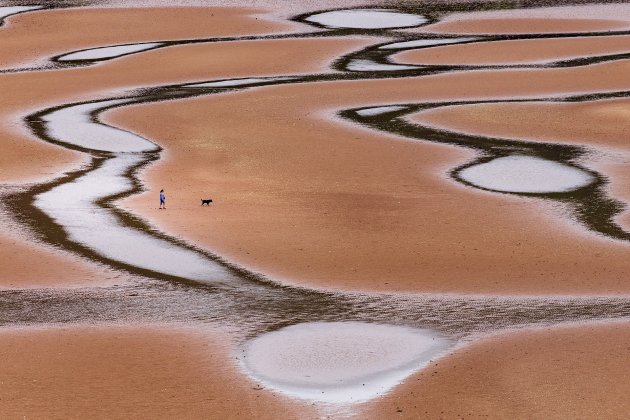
[
  {"left": 186, "top": 76, "right": 297, "bottom": 88},
  {"left": 34, "top": 155, "right": 236, "bottom": 283},
  {"left": 459, "top": 155, "right": 595, "bottom": 193},
  {"left": 379, "top": 37, "right": 480, "bottom": 50},
  {"left": 304, "top": 9, "right": 427, "bottom": 29},
  {"left": 39, "top": 99, "right": 158, "bottom": 153},
  {"left": 57, "top": 42, "right": 164, "bottom": 62},
  {"left": 5, "top": 2, "right": 630, "bottom": 409},
  {"left": 346, "top": 58, "right": 418, "bottom": 72},
  {"left": 239, "top": 322, "right": 452, "bottom": 403},
  {"left": 355, "top": 105, "right": 406, "bottom": 117},
  {"left": 0, "top": 6, "right": 41, "bottom": 22}
]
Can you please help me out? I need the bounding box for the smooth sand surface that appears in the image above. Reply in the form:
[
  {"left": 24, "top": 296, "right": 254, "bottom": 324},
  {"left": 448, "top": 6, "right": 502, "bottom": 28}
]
[
  {"left": 0, "top": 325, "right": 317, "bottom": 419},
  {"left": 0, "top": 7, "right": 302, "bottom": 69},
  {"left": 409, "top": 97, "right": 630, "bottom": 233},
  {"left": 108, "top": 64, "right": 630, "bottom": 294},
  {"left": 0, "top": 9, "right": 372, "bottom": 289},
  {"left": 0, "top": 231, "right": 116, "bottom": 288},
  {"left": 4, "top": 4, "right": 630, "bottom": 417},
  {"left": 0, "top": 35, "right": 377, "bottom": 185},
  {"left": 392, "top": 35, "right": 630, "bottom": 66},
  {"left": 417, "top": 3, "right": 630, "bottom": 34},
  {"left": 360, "top": 321, "right": 630, "bottom": 419},
  {"left": 408, "top": 97, "right": 630, "bottom": 152},
  {"left": 418, "top": 17, "right": 629, "bottom": 35}
]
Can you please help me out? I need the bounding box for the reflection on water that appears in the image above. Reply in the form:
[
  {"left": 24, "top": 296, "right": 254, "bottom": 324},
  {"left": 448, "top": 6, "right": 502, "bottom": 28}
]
[
  {"left": 0, "top": 5, "right": 41, "bottom": 23},
  {"left": 459, "top": 155, "right": 595, "bottom": 193},
  {"left": 345, "top": 58, "right": 419, "bottom": 72},
  {"left": 38, "top": 99, "right": 158, "bottom": 153},
  {"left": 379, "top": 37, "right": 480, "bottom": 50},
  {"left": 185, "top": 76, "right": 297, "bottom": 88},
  {"left": 355, "top": 105, "right": 406, "bottom": 117},
  {"left": 34, "top": 155, "right": 238, "bottom": 283},
  {"left": 303, "top": 9, "right": 427, "bottom": 30},
  {"left": 57, "top": 42, "right": 164, "bottom": 62},
  {"left": 5, "top": 1, "right": 630, "bottom": 406},
  {"left": 238, "top": 321, "right": 452, "bottom": 403}
]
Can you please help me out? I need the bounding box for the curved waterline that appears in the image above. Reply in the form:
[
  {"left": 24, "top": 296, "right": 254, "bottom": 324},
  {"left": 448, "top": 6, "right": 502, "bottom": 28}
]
[
  {"left": 6, "top": 3, "right": 630, "bottom": 406},
  {"left": 343, "top": 91, "right": 630, "bottom": 242}
]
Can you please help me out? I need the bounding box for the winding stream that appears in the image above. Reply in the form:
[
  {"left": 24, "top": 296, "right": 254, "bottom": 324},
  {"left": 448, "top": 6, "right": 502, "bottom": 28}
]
[{"left": 4, "top": 2, "right": 630, "bottom": 405}]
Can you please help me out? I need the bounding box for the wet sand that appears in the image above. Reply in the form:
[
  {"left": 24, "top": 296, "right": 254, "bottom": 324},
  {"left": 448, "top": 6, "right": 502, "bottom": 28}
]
[
  {"left": 0, "top": 325, "right": 318, "bottom": 419},
  {"left": 0, "top": 35, "right": 377, "bottom": 185},
  {"left": 109, "top": 68, "right": 630, "bottom": 294},
  {"left": 361, "top": 321, "right": 630, "bottom": 419},
  {"left": 410, "top": 97, "right": 630, "bottom": 230},
  {"left": 4, "top": 2, "right": 630, "bottom": 417},
  {"left": 409, "top": 97, "right": 630, "bottom": 152},
  {"left": 416, "top": 3, "right": 630, "bottom": 34},
  {"left": 392, "top": 35, "right": 630, "bottom": 66},
  {"left": 0, "top": 7, "right": 302, "bottom": 69},
  {"left": 0, "top": 231, "right": 116, "bottom": 288},
  {"left": 0, "top": 8, "right": 373, "bottom": 290}
]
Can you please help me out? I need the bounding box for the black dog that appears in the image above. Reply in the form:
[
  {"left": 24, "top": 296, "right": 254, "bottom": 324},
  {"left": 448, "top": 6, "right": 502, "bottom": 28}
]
[{"left": 201, "top": 198, "right": 213, "bottom": 206}]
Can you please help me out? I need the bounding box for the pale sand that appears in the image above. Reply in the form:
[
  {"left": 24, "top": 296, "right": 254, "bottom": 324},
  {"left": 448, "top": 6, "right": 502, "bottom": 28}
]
[
  {"left": 0, "top": 325, "right": 318, "bottom": 419},
  {"left": 392, "top": 35, "right": 630, "bottom": 66},
  {"left": 0, "top": 7, "right": 302, "bottom": 69},
  {"left": 107, "top": 63, "right": 630, "bottom": 294},
  {"left": 360, "top": 321, "right": 630, "bottom": 419}
]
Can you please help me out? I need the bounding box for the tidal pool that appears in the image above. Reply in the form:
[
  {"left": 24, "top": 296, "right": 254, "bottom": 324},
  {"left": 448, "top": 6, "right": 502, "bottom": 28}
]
[
  {"left": 0, "top": 6, "right": 41, "bottom": 22},
  {"left": 304, "top": 9, "right": 427, "bottom": 30},
  {"left": 186, "top": 76, "right": 296, "bottom": 88},
  {"left": 355, "top": 106, "right": 406, "bottom": 117},
  {"left": 57, "top": 42, "right": 164, "bottom": 62},
  {"left": 239, "top": 321, "right": 451, "bottom": 403},
  {"left": 40, "top": 99, "right": 158, "bottom": 153},
  {"left": 458, "top": 155, "right": 595, "bottom": 193},
  {"left": 34, "top": 154, "right": 235, "bottom": 283},
  {"left": 379, "top": 37, "right": 480, "bottom": 50}
]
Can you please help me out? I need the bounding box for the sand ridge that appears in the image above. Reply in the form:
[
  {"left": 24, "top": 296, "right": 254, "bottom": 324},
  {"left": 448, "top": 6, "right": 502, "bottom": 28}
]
[{"left": 3, "top": 1, "right": 630, "bottom": 417}]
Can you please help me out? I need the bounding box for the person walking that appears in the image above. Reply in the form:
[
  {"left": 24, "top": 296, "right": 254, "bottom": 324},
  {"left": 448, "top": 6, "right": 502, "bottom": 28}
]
[{"left": 159, "top": 189, "right": 166, "bottom": 209}]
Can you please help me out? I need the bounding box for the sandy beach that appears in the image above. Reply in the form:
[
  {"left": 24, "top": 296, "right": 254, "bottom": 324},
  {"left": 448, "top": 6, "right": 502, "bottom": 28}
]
[
  {"left": 0, "top": 325, "right": 318, "bottom": 419},
  {"left": 360, "top": 321, "right": 630, "bottom": 419},
  {"left": 109, "top": 73, "right": 630, "bottom": 294},
  {"left": 2, "top": 1, "right": 630, "bottom": 418}
]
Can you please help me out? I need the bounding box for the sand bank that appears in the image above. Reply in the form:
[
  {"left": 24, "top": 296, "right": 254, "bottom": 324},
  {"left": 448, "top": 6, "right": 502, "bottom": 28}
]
[
  {"left": 0, "top": 7, "right": 302, "bottom": 69},
  {"left": 360, "top": 321, "right": 630, "bottom": 419},
  {"left": 0, "top": 9, "right": 373, "bottom": 288},
  {"left": 409, "top": 96, "right": 630, "bottom": 232},
  {"left": 0, "top": 35, "right": 376, "bottom": 185},
  {"left": 392, "top": 35, "right": 630, "bottom": 66},
  {"left": 107, "top": 66, "right": 630, "bottom": 294},
  {"left": 417, "top": 3, "right": 630, "bottom": 34},
  {"left": 408, "top": 97, "right": 630, "bottom": 152},
  {"left": 0, "top": 325, "right": 317, "bottom": 419}
]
